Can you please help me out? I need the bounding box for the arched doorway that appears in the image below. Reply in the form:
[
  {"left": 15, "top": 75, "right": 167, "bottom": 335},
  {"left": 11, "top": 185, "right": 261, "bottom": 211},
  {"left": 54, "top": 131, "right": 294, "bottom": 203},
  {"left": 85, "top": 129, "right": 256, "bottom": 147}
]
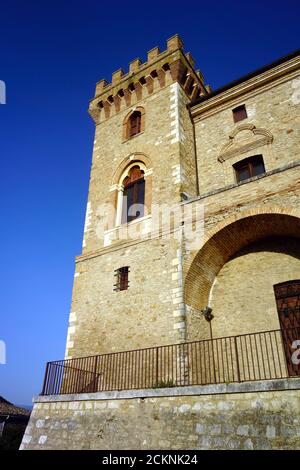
[
  {"left": 184, "top": 212, "right": 300, "bottom": 342},
  {"left": 209, "top": 236, "right": 300, "bottom": 337}
]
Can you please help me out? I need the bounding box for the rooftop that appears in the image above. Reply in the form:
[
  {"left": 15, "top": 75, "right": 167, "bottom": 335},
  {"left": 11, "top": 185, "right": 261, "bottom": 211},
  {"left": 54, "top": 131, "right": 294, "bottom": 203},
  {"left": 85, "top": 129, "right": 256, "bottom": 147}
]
[
  {"left": 191, "top": 48, "right": 300, "bottom": 107},
  {"left": 0, "top": 396, "right": 30, "bottom": 417}
]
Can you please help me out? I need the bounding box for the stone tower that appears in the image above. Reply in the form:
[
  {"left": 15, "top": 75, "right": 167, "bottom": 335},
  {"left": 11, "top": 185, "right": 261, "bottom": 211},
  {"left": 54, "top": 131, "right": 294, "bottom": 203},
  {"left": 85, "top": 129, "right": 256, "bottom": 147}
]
[{"left": 65, "top": 34, "right": 208, "bottom": 359}]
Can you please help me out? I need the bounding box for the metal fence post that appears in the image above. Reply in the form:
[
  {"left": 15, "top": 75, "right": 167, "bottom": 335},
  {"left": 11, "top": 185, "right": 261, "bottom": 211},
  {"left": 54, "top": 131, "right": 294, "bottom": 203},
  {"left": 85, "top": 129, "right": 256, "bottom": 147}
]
[
  {"left": 93, "top": 356, "right": 99, "bottom": 392},
  {"left": 41, "top": 362, "right": 50, "bottom": 395},
  {"left": 234, "top": 337, "right": 241, "bottom": 382},
  {"left": 156, "top": 347, "right": 159, "bottom": 386}
]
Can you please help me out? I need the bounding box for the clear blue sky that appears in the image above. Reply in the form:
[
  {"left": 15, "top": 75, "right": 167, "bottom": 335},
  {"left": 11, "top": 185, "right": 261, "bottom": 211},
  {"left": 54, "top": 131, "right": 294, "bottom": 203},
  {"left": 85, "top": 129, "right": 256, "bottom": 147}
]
[{"left": 0, "top": 0, "right": 299, "bottom": 405}]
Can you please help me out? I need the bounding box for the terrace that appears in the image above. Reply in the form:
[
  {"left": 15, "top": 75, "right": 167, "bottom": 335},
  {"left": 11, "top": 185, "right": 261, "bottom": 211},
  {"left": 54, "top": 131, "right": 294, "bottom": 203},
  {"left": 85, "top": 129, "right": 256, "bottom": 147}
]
[{"left": 41, "top": 327, "right": 300, "bottom": 396}]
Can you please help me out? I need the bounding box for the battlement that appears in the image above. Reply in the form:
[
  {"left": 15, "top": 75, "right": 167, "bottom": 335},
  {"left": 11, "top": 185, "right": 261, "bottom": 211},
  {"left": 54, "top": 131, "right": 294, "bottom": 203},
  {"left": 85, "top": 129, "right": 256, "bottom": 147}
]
[
  {"left": 89, "top": 34, "right": 209, "bottom": 123},
  {"left": 95, "top": 35, "right": 185, "bottom": 94}
]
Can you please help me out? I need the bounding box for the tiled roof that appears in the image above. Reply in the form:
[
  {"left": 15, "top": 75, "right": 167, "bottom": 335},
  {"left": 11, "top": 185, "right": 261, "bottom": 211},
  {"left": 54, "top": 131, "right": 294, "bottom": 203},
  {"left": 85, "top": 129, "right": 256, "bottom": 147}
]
[{"left": 0, "top": 396, "right": 30, "bottom": 417}]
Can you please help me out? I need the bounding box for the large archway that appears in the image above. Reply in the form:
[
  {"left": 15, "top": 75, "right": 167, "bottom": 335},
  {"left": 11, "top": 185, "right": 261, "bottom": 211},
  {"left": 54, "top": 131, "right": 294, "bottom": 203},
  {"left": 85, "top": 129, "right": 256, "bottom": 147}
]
[{"left": 184, "top": 212, "right": 300, "bottom": 340}]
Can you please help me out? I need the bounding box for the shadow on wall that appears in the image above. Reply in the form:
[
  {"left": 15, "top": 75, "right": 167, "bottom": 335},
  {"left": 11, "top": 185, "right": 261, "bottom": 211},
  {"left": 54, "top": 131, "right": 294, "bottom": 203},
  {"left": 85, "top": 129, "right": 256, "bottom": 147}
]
[
  {"left": 211, "top": 236, "right": 300, "bottom": 338},
  {"left": 186, "top": 227, "right": 300, "bottom": 342},
  {"left": 230, "top": 236, "right": 300, "bottom": 261}
]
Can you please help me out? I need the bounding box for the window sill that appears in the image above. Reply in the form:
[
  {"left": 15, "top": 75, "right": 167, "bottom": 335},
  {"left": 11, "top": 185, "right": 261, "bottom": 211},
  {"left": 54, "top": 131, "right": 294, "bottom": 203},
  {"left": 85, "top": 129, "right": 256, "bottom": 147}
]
[
  {"left": 122, "top": 131, "right": 144, "bottom": 143},
  {"left": 118, "top": 214, "right": 151, "bottom": 228},
  {"left": 104, "top": 215, "right": 152, "bottom": 247},
  {"left": 236, "top": 171, "right": 266, "bottom": 185},
  {"left": 183, "top": 159, "right": 300, "bottom": 204}
]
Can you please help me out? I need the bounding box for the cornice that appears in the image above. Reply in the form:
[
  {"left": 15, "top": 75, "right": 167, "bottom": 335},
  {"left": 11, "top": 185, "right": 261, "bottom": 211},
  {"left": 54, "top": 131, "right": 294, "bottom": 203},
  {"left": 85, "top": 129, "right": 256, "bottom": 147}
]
[
  {"left": 75, "top": 161, "right": 300, "bottom": 265},
  {"left": 75, "top": 225, "right": 180, "bottom": 264},
  {"left": 191, "top": 55, "right": 300, "bottom": 121}
]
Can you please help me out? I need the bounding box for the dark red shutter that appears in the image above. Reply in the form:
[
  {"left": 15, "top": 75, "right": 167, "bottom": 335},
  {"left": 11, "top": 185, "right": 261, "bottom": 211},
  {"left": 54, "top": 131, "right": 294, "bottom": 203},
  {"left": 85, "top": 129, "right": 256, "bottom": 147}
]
[
  {"left": 232, "top": 105, "right": 247, "bottom": 123},
  {"left": 129, "top": 112, "right": 141, "bottom": 136}
]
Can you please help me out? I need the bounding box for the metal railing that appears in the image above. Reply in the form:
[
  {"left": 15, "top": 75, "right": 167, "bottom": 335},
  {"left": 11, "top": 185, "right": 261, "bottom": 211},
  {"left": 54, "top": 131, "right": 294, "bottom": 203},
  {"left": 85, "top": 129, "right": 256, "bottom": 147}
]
[{"left": 41, "top": 328, "right": 300, "bottom": 395}]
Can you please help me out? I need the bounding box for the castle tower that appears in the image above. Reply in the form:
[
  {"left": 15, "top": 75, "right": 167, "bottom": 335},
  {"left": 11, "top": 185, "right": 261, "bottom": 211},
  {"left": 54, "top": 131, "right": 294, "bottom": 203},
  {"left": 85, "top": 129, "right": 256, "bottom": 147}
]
[{"left": 65, "top": 34, "right": 207, "bottom": 359}]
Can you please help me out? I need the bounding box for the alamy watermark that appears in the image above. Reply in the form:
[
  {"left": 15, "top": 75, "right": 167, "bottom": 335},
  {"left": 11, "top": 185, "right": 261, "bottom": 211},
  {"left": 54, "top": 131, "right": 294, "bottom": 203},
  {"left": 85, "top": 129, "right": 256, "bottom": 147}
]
[
  {"left": 95, "top": 201, "right": 205, "bottom": 250},
  {"left": 0, "top": 80, "right": 6, "bottom": 104},
  {"left": 292, "top": 339, "right": 300, "bottom": 365}
]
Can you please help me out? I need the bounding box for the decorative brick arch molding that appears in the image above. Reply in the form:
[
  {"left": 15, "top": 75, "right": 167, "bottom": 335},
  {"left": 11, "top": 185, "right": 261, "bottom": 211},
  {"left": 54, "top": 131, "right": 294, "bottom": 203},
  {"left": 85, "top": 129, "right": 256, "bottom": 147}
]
[
  {"left": 218, "top": 124, "right": 273, "bottom": 163},
  {"left": 184, "top": 207, "right": 300, "bottom": 313},
  {"left": 109, "top": 153, "right": 153, "bottom": 226},
  {"left": 111, "top": 152, "right": 152, "bottom": 186}
]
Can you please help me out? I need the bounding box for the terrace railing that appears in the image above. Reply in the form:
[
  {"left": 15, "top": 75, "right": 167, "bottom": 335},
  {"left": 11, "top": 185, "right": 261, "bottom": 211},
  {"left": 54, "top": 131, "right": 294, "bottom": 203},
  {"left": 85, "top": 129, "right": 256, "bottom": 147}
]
[{"left": 41, "top": 328, "right": 300, "bottom": 395}]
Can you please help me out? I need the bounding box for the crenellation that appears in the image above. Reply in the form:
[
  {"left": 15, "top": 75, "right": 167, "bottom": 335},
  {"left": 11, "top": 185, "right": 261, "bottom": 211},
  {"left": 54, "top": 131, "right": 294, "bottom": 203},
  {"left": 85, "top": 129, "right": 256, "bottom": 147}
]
[
  {"left": 112, "top": 68, "right": 124, "bottom": 84},
  {"left": 95, "top": 78, "right": 108, "bottom": 96},
  {"left": 147, "top": 46, "right": 160, "bottom": 62},
  {"left": 185, "top": 52, "right": 195, "bottom": 68},
  {"left": 195, "top": 69, "right": 204, "bottom": 82},
  {"left": 167, "top": 33, "right": 184, "bottom": 51},
  {"left": 89, "top": 35, "right": 207, "bottom": 124},
  {"left": 129, "top": 58, "right": 141, "bottom": 73}
]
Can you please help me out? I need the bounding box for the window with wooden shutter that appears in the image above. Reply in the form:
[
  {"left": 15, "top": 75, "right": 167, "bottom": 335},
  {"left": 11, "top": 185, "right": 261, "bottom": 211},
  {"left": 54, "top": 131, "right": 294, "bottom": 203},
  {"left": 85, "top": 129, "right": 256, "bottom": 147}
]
[
  {"left": 233, "top": 155, "right": 265, "bottom": 183},
  {"left": 128, "top": 111, "right": 142, "bottom": 137},
  {"left": 122, "top": 107, "right": 145, "bottom": 141},
  {"left": 114, "top": 266, "right": 130, "bottom": 291},
  {"left": 232, "top": 104, "right": 247, "bottom": 123},
  {"left": 122, "top": 166, "right": 145, "bottom": 223}
]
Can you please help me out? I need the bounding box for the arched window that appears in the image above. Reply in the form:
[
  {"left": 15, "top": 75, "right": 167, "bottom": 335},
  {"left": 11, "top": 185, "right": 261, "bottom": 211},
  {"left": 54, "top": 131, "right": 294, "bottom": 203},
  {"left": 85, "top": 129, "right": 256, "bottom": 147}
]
[
  {"left": 128, "top": 111, "right": 142, "bottom": 137},
  {"left": 122, "top": 108, "right": 145, "bottom": 141},
  {"left": 233, "top": 155, "right": 265, "bottom": 183},
  {"left": 112, "top": 157, "right": 152, "bottom": 228},
  {"left": 121, "top": 165, "right": 145, "bottom": 223}
]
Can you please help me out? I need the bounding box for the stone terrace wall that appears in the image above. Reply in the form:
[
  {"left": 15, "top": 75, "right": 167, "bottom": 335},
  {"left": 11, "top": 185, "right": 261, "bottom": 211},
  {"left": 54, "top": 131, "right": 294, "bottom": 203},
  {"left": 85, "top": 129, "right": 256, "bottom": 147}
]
[{"left": 21, "top": 382, "right": 300, "bottom": 450}]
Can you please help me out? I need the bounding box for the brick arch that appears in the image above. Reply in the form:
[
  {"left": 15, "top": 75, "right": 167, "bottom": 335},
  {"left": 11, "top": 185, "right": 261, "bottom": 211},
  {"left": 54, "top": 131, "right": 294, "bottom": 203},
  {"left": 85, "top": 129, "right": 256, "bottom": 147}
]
[
  {"left": 111, "top": 152, "right": 152, "bottom": 187},
  {"left": 110, "top": 153, "right": 153, "bottom": 226},
  {"left": 184, "top": 207, "right": 300, "bottom": 312}
]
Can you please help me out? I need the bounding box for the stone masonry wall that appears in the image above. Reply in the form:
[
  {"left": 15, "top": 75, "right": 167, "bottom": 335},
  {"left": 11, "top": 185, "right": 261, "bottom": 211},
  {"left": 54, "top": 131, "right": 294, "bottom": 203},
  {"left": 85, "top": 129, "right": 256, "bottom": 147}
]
[
  {"left": 66, "top": 71, "right": 198, "bottom": 357},
  {"left": 68, "top": 50, "right": 300, "bottom": 358},
  {"left": 83, "top": 82, "right": 196, "bottom": 255},
  {"left": 194, "top": 72, "right": 300, "bottom": 195},
  {"left": 183, "top": 166, "right": 300, "bottom": 341},
  {"left": 21, "top": 385, "right": 300, "bottom": 450},
  {"left": 66, "top": 237, "right": 183, "bottom": 358}
]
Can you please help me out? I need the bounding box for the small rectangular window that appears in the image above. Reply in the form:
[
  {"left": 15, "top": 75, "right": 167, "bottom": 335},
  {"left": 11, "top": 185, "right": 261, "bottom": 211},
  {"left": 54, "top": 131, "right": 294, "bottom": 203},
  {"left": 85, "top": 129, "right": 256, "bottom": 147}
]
[
  {"left": 234, "top": 155, "right": 265, "bottom": 183},
  {"left": 114, "top": 266, "right": 129, "bottom": 291},
  {"left": 232, "top": 104, "right": 247, "bottom": 123},
  {"left": 129, "top": 112, "right": 141, "bottom": 137}
]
